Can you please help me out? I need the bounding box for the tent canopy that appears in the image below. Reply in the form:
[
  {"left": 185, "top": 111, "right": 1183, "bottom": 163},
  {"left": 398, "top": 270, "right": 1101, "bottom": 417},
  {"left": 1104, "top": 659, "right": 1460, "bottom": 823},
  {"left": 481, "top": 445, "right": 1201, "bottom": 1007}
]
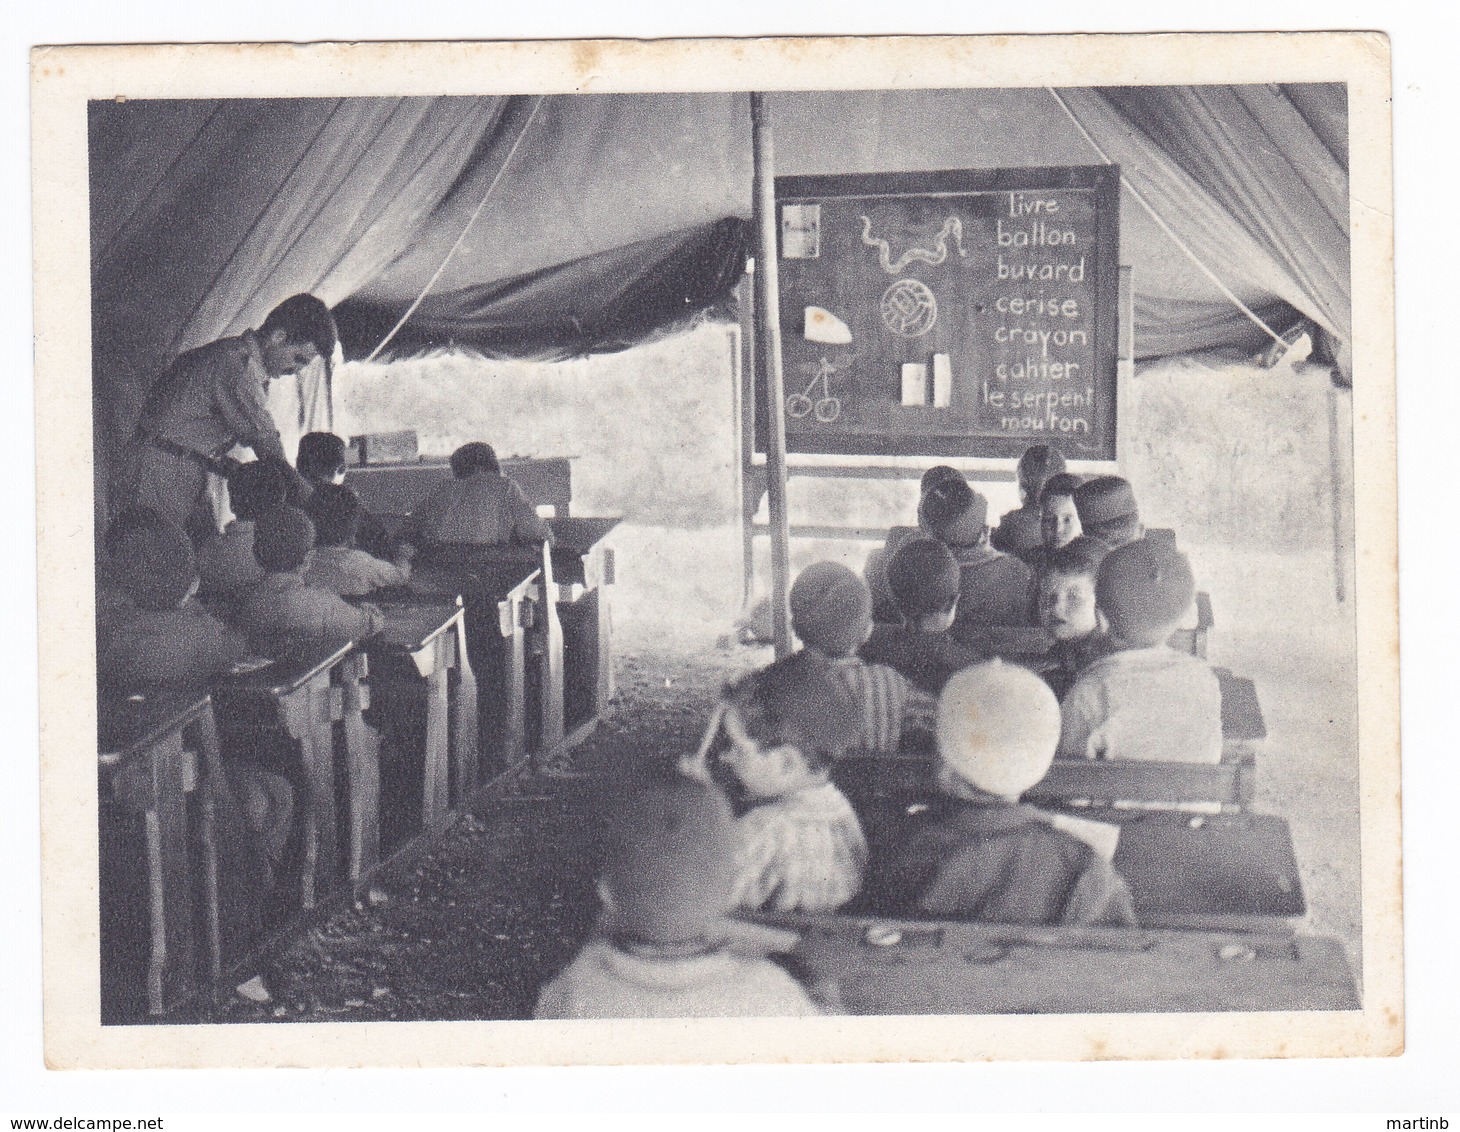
[{"left": 89, "top": 84, "right": 1349, "bottom": 493}]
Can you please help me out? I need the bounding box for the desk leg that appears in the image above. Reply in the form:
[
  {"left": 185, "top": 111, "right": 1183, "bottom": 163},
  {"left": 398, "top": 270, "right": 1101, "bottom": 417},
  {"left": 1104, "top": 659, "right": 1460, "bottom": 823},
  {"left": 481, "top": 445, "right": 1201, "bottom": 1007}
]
[
  {"left": 338, "top": 657, "right": 381, "bottom": 887},
  {"left": 421, "top": 642, "right": 451, "bottom": 831},
  {"left": 596, "top": 546, "right": 615, "bottom": 714},
  {"left": 151, "top": 731, "right": 196, "bottom": 1012},
  {"left": 280, "top": 680, "right": 336, "bottom": 909},
  {"left": 190, "top": 708, "right": 224, "bottom": 985},
  {"left": 449, "top": 622, "right": 480, "bottom": 805},
  {"left": 536, "top": 581, "right": 566, "bottom": 765}
]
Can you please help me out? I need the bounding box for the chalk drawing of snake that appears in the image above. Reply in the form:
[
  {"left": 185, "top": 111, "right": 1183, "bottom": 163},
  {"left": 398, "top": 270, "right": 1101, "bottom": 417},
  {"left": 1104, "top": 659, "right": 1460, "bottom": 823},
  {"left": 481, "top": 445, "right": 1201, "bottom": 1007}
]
[{"left": 859, "top": 215, "right": 968, "bottom": 274}]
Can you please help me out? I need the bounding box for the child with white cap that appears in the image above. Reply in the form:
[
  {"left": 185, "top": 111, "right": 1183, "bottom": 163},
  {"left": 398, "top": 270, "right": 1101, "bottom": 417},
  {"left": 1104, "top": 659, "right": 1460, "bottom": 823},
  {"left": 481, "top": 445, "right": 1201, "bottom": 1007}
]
[
  {"left": 533, "top": 778, "right": 825, "bottom": 1018},
  {"left": 1057, "top": 537, "right": 1222, "bottom": 763},
  {"left": 872, "top": 660, "right": 1136, "bottom": 926}
]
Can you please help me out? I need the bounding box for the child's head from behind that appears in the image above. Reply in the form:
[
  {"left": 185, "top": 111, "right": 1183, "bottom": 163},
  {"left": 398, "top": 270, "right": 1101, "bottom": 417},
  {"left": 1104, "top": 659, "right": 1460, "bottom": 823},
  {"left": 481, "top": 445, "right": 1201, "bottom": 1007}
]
[
  {"left": 888, "top": 537, "right": 960, "bottom": 629},
  {"left": 789, "top": 561, "right": 872, "bottom": 657},
  {"left": 252, "top": 506, "right": 316, "bottom": 573},
  {"left": 1096, "top": 537, "right": 1195, "bottom": 647},
  {"left": 1038, "top": 536, "right": 1109, "bottom": 642},
  {"left": 1039, "top": 472, "right": 1084, "bottom": 549},
  {"left": 297, "top": 432, "right": 348, "bottom": 485},
  {"left": 919, "top": 477, "right": 989, "bottom": 549},
  {"left": 599, "top": 778, "right": 739, "bottom": 946},
  {"left": 105, "top": 507, "right": 198, "bottom": 610},
  {"left": 719, "top": 652, "right": 859, "bottom": 800},
  {"left": 1074, "top": 475, "right": 1142, "bottom": 548},
  {"left": 1017, "top": 445, "right": 1066, "bottom": 504},
  {"left": 919, "top": 464, "right": 964, "bottom": 497},
  {"left": 228, "top": 458, "right": 291, "bottom": 521},
  {"left": 449, "top": 442, "right": 500, "bottom": 479},
  {"left": 938, "top": 660, "right": 1062, "bottom": 801},
  {"left": 306, "top": 484, "right": 363, "bottom": 548}
]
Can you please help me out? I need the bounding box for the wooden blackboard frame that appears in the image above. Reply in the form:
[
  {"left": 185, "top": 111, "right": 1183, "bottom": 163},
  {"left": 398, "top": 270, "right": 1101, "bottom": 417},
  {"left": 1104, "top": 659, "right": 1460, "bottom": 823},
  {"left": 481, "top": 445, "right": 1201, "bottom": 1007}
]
[{"left": 755, "top": 165, "right": 1122, "bottom": 460}]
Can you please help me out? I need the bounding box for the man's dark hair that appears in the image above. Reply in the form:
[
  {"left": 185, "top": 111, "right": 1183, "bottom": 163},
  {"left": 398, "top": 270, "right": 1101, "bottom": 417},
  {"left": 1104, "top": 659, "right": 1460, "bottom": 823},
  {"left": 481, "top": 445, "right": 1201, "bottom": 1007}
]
[
  {"left": 449, "top": 442, "right": 501, "bottom": 479},
  {"left": 305, "top": 484, "right": 363, "bottom": 548},
  {"left": 260, "top": 294, "right": 338, "bottom": 363},
  {"left": 298, "top": 432, "right": 348, "bottom": 483},
  {"left": 228, "top": 458, "right": 291, "bottom": 521}
]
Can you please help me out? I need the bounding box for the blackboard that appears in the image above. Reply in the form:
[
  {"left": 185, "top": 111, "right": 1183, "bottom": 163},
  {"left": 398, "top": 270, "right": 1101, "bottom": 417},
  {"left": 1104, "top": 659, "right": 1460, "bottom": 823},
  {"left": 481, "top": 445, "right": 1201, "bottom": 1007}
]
[{"left": 759, "top": 166, "right": 1120, "bottom": 459}]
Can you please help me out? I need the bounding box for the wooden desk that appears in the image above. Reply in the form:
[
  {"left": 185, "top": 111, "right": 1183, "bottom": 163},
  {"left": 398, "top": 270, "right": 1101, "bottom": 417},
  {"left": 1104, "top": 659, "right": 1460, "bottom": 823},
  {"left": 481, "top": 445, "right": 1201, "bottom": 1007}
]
[
  {"left": 748, "top": 912, "right": 1358, "bottom": 1014},
  {"left": 98, "top": 689, "right": 220, "bottom": 1017},
  {"left": 367, "top": 598, "right": 479, "bottom": 833},
  {"left": 213, "top": 639, "right": 376, "bottom": 908},
  {"left": 547, "top": 517, "right": 619, "bottom": 743},
  {"left": 345, "top": 457, "right": 573, "bottom": 518}
]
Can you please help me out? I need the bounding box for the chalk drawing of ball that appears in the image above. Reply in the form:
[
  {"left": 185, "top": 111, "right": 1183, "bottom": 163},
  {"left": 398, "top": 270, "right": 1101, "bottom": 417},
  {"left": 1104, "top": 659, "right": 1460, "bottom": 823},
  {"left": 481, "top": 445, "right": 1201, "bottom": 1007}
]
[{"left": 880, "top": 278, "right": 938, "bottom": 338}]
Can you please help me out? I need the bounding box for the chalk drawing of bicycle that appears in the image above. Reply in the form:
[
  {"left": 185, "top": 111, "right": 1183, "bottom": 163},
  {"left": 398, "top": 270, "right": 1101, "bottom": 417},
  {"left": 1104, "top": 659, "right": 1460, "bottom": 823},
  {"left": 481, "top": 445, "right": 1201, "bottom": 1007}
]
[{"left": 786, "top": 357, "right": 842, "bottom": 423}]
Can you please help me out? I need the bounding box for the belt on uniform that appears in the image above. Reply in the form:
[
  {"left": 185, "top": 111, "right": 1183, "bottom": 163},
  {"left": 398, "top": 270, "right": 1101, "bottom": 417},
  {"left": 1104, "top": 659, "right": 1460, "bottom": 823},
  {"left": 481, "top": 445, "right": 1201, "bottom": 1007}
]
[{"left": 141, "top": 435, "right": 237, "bottom": 477}]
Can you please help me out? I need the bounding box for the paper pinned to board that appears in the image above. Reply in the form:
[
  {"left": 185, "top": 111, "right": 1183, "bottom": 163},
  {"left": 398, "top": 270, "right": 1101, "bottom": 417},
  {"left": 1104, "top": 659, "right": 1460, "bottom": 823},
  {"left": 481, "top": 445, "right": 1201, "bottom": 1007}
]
[
  {"left": 932, "top": 352, "right": 952, "bottom": 407},
  {"left": 805, "top": 306, "right": 852, "bottom": 344},
  {"left": 901, "top": 362, "right": 928, "bottom": 406}
]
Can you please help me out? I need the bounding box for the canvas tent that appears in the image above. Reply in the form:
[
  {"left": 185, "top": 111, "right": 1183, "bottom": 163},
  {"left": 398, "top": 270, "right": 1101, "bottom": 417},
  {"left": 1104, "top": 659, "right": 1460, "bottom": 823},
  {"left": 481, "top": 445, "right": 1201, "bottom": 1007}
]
[{"left": 89, "top": 85, "right": 1350, "bottom": 522}]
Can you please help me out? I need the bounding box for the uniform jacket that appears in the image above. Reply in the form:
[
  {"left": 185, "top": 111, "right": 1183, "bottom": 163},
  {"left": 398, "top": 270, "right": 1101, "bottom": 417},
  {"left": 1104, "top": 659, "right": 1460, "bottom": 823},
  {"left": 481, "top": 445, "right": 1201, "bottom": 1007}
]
[
  {"left": 305, "top": 545, "right": 411, "bottom": 597},
  {"left": 1057, "top": 645, "right": 1223, "bottom": 764},
  {"left": 196, "top": 520, "right": 264, "bottom": 596},
  {"left": 407, "top": 471, "right": 553, "bottom": 548},
  {"left": 948, "top": 544, "right": 1035, "bottom": 632},
  {"left": 732, "top": 781, "right": 868, "bottom": 914},
  {"left": 860, "top": 623, "right": 982, "bottom": 696},
  {"left": 875, "top": 794, "right": 1137, "bottom": 927},
  {"left": 239, "top": 571, "right": 385, "bottom": 647},
  {"left": 534, "top": 936, "right": 822, "bottom": 1019},
  {"left": 136, "top": 331, "right": 284, "bottom": 461}
]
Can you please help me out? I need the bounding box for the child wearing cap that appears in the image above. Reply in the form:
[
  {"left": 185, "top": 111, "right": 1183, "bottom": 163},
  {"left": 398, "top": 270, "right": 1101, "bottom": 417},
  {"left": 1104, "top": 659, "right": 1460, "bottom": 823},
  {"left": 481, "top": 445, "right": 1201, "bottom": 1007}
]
[
  {"left": 860, "top": 538, "right": 983, "bottom": 696},
  {"left": 303, "top": 484, "right": 415, "bottom": 597},
  {"left": 407, "top": 441, "right": 553, "bottom": 549},
  {"left": 872, "top": 661, "right": 1137, "bottom": 926},
  {"left": 921, "top": 478, "right": 1035, "bottom": 633},
  {"left": 239, "top": 505, "right": 386, "bottom": 648},
  {"left": 865, "top": 465, "right": 966, "bottom": 623},
  {"left": 991, "top": 445, "right": 1067, "bottom": 558},
  {"left": 790, "top": 562, "right": 936, "bottom": 754},
  {"left": 1058, "top": 538, "right": 1222, "bottom": 763},
  {"left": 196, "top": 458, "right": 291, "bottom": 597},
  {"left": 1035, "top": 536, "right": 1113, "bottom": 700},
  {"left": 533, "top": 778, "right": 825, "bottom": 1018},
  {"left": 693, "top": 651, "right": 870, "bottom": 914},
  {"left": 1073, "top": 475, "right": 1144, "bottom": 550}
]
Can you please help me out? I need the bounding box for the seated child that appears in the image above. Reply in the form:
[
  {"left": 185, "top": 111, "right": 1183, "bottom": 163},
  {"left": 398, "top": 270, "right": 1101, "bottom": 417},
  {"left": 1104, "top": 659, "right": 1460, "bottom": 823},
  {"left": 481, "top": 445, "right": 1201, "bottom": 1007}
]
[
  {"left": 1073, "top": 475, "right": 1144, "bottom": 550},
  {"left": 95, "top": 509, "right": 294, "bottom": 896},
  {"left": 709, "top": 651, "right": 869, "bottom": 913},
  {"left": 239, "top": 505, "right": 385, "bottom": 648},
  {"left": 407, "top": 441, "right": 553, "bottom": 549},
  {"left": 921, "top": 477, "right": 1034, "bottom": 632},
  {"left": 860, "top": 538, "right": 982, "bottom": 696},
  {"left": 196, "top": 458, "right": 291, "bottom": 597},
  {"left": 991, "top": 445, "right": 1066, "bottom": 558},
  {"left": 865, "top": 464, "right": 966, "bottom": 621},
  {"left": 303, "top": 484, "right": 415, "bottom": 597},
  {"left": 790, "top": 561, "right": 936, "bottom": 753},
  {"left": 297, "top": 431, "right": 394, "bottom": 560},
  {"left": 874, "top": 661, "right": 1137, "bottom": 926},
  {"left": 533, "top": 778, "right": 825, "bottom": 1018},
  {"left": 1058, "top": 538, "right": 1222, "bottom": 763},
  {"left": 1034, "top": 536, "right": 1112, "bottom": 700},
  {"left": 1018, "top": 471, "right": 1084, "bottom": 574}
]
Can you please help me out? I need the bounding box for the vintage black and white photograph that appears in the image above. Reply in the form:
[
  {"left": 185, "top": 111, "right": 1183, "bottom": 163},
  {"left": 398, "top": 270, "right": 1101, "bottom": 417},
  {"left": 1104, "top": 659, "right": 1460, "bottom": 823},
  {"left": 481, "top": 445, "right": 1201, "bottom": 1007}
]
[{"left": 32, "top": 33, "right": 1399, "bottom": 1068}]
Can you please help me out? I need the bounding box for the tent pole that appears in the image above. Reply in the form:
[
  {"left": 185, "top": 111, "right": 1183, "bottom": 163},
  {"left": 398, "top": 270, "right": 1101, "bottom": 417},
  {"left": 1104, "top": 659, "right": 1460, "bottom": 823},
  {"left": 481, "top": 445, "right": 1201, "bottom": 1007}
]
[{"left": 750, "top": 93, "right": 793, "bottom": 659}]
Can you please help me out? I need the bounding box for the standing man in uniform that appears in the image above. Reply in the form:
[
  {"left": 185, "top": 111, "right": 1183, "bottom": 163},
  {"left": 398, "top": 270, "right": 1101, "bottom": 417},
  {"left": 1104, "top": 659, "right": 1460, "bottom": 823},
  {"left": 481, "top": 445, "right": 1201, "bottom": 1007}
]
[{"left": 132, "top": 294, "right": 337, "bottom": 539}]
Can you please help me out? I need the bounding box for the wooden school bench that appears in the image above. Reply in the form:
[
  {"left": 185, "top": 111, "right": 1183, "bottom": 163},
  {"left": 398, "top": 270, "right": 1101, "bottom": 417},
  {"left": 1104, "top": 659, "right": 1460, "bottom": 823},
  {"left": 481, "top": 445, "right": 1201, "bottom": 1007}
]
[
  {"left": 212, "top": 639, "right": 376, "bottom": 910},
  {"left": 744, "top": 912, "right": 1359, "bottom": 1014},
  {"left": 97, "top": 688, "right": 222, "bottom": 1019},
  {"left": 364, "top": 595, "right": 479, "bottom": 845}
]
